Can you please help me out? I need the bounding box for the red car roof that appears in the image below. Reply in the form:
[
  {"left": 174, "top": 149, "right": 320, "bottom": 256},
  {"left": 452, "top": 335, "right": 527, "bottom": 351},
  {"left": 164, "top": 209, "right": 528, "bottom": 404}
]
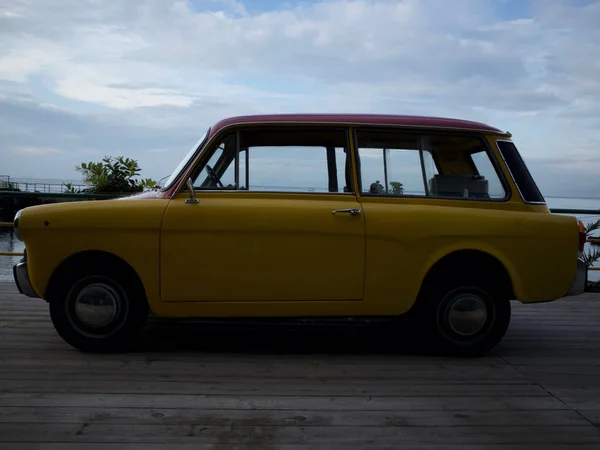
[{"left": 209, "top": 113, "right": 505, "bottom": 137}]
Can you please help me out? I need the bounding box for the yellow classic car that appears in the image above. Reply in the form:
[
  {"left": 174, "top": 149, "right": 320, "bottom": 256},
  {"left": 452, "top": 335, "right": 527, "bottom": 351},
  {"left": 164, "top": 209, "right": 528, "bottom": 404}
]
[{"left": 12, "top": 113, "right": 587, "bottom": 356}]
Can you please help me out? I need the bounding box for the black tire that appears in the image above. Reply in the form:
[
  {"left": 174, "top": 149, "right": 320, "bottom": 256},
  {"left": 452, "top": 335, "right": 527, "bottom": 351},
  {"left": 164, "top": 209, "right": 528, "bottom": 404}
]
[
  {"left": 414, "top": 275, "right": 511, "bottom": 357},
  {"left": 48, "top": 266, "right": 149, "bottom": 353}
]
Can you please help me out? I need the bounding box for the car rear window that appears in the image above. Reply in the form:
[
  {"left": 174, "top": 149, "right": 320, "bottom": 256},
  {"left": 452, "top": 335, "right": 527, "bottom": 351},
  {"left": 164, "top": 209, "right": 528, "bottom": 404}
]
[{"left": 496, "top": 140, "right": 545, "bottom": 204}]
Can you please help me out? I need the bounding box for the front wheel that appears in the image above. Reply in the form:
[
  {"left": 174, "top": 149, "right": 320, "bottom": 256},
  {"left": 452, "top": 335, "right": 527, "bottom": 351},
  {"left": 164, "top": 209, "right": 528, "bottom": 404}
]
[
  {"left": 415, "top": 280, "right": 511, "bottom": 357},
  {"left": 49, "top": 270, "right": 148, "bottom": 352}
]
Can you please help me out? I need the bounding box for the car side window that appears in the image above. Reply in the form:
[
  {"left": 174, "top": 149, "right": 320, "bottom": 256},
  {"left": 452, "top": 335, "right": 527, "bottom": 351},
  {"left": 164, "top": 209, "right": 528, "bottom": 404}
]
[
  {"left": 356, "top": 129, "right": 507, "bottom": 200},
  {"left": 359, "top": 146, "right": 438, "bottom": 196},
  {"left": 193, "top": 132, "right": 242, "bottom": 190},
  {"left": 246, "top": 145, "right": 348, "bottom": 193},
  {"left": 469, "top": 150, "right": 507, "bottom": 199},
  {"left": 193, "top": 127, "right": 353, "bottom": 194},
  {"left": 198, "top": 144, "right": 236, "bottom": 189}
]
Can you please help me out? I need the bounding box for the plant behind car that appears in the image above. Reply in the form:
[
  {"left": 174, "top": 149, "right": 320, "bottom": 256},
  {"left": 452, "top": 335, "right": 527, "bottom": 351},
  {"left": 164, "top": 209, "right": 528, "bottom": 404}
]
[{"left": 65, "top": 156, "right": 157, "bottom": 194}]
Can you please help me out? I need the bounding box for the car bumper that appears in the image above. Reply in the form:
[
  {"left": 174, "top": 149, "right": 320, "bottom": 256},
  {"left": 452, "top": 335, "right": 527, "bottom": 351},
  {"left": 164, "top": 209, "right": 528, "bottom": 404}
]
[
  {"left": 13, "top": 261, "right": 39, "bottom": 298},
  {"left": 566, "top": 258, "right": 587, "bottom": 297}
]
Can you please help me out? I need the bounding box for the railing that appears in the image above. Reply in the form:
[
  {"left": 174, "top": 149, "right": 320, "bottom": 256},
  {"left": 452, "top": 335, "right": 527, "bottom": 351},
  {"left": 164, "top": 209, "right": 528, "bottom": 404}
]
[
  {"left": 3, "top": 209, "right": 600, "bottom": 268},
  {"left": 1, "top": 190, "right": 127, "bottom": 199},
  {"left": 0, "top": 176, "right": 87, "bottom": 194}
]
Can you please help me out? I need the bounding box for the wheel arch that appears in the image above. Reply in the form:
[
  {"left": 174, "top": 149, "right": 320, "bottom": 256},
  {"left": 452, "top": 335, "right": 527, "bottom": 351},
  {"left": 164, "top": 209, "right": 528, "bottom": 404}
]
[
  {"left": 415, "top": 249, "right": 517, "bottom": 305},
  {"left": 45, "top": 250, "right": 147, "bottom": 302}
]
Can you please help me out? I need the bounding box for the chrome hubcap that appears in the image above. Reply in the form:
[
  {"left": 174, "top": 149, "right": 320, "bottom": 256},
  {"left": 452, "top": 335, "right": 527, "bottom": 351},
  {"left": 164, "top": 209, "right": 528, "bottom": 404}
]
[
  {"left": 446, "top": 293, "right": 488, "bottom": 336},
  {"left": 74, "top": 283, "right": 118, "bottom": 328}
]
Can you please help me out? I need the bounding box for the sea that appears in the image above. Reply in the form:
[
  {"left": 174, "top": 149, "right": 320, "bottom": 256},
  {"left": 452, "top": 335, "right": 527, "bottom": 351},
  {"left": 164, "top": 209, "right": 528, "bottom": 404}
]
[{"left": 1, "top": 196, "right": 600, "bottom": 283}]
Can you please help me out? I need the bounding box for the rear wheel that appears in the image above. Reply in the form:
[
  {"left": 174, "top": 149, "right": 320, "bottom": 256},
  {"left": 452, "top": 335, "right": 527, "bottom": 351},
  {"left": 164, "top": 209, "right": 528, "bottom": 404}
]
[
  {"left": 415, "top": 276, "right": 511, "bottom": 357},
  {"left": 49, "top": 268, "right": 148, "bottom": 352}
]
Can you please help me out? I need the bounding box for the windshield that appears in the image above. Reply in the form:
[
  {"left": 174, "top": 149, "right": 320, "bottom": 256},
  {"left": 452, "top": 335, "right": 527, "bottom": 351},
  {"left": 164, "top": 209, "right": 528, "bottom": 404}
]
[{"left": 161, "top": 128, "right": 210, "bottom": 191}]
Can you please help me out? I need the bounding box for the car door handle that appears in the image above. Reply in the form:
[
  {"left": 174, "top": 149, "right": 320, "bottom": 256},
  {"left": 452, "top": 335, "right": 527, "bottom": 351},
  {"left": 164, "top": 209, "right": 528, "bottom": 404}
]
[{"left": 332, "top": 209, "right": 361, "bottom": 216}]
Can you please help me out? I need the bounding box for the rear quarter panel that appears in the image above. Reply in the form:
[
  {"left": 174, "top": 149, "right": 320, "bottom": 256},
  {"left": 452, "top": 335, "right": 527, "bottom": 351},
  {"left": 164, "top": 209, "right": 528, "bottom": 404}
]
[
  {"left": 17, "top": 198, "right": 170, "bottom": 307},
  {"left": 360, "top": 197, "right": 579, "bottom": 314}
]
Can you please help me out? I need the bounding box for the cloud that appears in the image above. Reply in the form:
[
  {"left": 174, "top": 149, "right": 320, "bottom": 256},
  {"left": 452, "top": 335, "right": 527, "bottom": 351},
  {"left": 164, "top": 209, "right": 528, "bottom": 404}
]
[
  {"left": 11, "top": 146, "right": 65, "bottom": 156},
  {"left": 527, "top": 157, "right": 600, "bottom": 199},
  {"left": 0, "top": 0, "right": 599, "bottom": 198}
]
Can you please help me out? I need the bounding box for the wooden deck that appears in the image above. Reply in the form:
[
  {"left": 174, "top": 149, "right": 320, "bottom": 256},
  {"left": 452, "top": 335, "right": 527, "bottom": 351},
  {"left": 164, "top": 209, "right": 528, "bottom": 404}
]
[{"left": 2, "top": 281, "right": 600, "bottom": 449}]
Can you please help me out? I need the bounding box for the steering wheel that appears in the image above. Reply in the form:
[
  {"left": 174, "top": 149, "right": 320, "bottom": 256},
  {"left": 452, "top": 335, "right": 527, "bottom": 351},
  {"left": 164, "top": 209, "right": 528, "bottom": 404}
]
[{"left": 205, "top": 164, "right": 224, "bottom": 188}]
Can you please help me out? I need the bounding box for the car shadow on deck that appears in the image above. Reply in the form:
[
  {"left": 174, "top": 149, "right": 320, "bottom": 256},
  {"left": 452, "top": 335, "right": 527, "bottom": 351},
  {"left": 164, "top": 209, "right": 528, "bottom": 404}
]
[{"left": 132, "top": 317, "right": 434, "bottom": 356}]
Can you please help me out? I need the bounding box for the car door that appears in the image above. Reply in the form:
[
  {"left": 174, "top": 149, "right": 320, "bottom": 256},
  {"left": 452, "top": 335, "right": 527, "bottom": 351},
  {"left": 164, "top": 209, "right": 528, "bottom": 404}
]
[
  {"left": 353, "top": 127, "right": 512, "bottom": 314},
  {"left": 160, "top": 125, "right": 366, "bottom": 303}
]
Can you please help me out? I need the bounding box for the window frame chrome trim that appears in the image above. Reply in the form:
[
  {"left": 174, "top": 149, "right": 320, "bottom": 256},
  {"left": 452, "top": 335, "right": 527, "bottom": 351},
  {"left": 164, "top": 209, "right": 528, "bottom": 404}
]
[
  {"left": 176, "top": 123, "right": 357, "bottom": 197},
  {"left": 169, "top": 121, "right": 510, "bottom": 198},
  {"left": 495, "top": 139, "right": 547, "bottom": 206},
  {"left": 352, "top": 127, "right": 512, "bottom": 203},
  {"left": 160, "top": 127, "right": 211, "bottom": 193}
]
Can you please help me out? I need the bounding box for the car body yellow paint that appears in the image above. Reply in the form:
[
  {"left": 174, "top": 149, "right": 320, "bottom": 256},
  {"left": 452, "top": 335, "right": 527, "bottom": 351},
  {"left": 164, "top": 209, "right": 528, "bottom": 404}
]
[
  {"left": 13, "top": 118, "right": 582, "bottom": 321},
  {"left": 16, "top": 198, "right": 170, "bottom": 309}
]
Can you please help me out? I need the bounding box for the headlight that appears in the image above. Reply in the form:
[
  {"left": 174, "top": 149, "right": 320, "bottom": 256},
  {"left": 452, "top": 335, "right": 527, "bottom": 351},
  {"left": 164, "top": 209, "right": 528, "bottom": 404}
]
[{"left": 13, "top": 209, "right": 22, "bottom": 241}]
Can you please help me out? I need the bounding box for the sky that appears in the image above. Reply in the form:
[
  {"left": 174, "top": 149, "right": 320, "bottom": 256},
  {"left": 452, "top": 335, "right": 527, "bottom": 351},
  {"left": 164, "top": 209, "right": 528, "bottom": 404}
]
[{"left": 1, "top": 0, "right": 600, "bottom": 198}]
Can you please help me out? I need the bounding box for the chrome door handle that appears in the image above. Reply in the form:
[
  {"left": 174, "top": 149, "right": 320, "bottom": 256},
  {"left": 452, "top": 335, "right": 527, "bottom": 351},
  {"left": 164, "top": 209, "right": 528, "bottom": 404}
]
[{"left": 332, "top": 208, "right": 361, "bottom": 216}]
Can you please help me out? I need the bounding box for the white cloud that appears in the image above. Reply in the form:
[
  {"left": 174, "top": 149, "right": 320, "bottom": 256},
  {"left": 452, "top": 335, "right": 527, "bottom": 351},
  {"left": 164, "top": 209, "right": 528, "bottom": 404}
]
[
  {"left": 0, "top": 0, "right": 599, "bottom": 198},
  {"left": 12, "top": 146, "right": 65, "bottom": 156},
  {"left": 0, "top": 39, "right": 72, "bottom": 82},
  {"left": 55, "top": 78, "right": 197, "bottom": 109},
  {"left": 542, "top": 159, "right": 600, "bottom": 176}
]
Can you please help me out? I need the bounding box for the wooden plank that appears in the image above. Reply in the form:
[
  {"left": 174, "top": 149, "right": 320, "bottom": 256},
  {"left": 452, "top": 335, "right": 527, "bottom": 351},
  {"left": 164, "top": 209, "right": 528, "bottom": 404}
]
[
  {"left": 533, "top": 389, "right": 600, "bottom": 411},
  {"left": 0, "top": 347, "right": 510, "bottom": 365},
  {"left": 0, "top": 369, "right": 532, "bottom": 385},
  {"left": 0, "top": 352, "right": 521, "bottom": 369},
  {"left": 0, "top": 406, "right": 586, "bottom": 427},
  {"left": 577, "top": 410, "right": 600, "bottom": 425},
  {"left": 2, "top": 281, "right": 600, "bottom": 447},
  {"left": 0, "top": 379, "right": 548, "bottom": 396},
  {"left": 499, "top": 357, "right": 600, "bottom": 367},
  {"left": 3, "top": 444, "right": 600, "bottom": 450},
  {"left": 0, "top": 352, "right": 527, "bottom": 367},
  {"left": 0, "top": 392, "right": 568, "bottom": 411},
  {"left": 0, "top": 423, "right": 599, "bottom": 445},
  {"left": 0, "top": 361, "right": 526, "bottom": 381}
]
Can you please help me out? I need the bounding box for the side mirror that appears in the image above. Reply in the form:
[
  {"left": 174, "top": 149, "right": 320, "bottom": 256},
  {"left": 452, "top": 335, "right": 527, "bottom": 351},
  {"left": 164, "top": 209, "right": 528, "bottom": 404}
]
[{"left": 185, "top": 178, "right": 199, "bottom": 204}]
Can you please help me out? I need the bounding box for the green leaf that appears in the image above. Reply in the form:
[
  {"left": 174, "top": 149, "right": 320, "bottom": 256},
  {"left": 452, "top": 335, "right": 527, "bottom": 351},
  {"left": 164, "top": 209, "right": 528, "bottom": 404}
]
[
  {"left": 76, "top": 155, "right": 157, "bottom": 194},
  {"left": 582, "top": 247, "right": 600, "bottom": 267},
  {"left": 585, "top": 220, "right": 600, "bottom": 238}
]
